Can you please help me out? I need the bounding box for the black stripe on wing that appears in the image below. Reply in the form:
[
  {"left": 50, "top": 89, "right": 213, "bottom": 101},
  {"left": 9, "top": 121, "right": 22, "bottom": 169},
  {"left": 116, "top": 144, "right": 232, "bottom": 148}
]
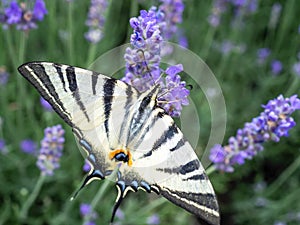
[
  {"left": 18, "top": 62, "right": 74, "bottom": 127},
  {"left": 65, "top": 66, "right": 90, "bottom": 122},
  {"left": 126, "top": 86, "right": 159, "bottom": 145},
  {"left": 133, "top": 108, "right": 165, "bottom": 149},
  {"left": 156, "top": 159, "right": 203, "bottom": 176},
  {"left": 119, "top": 85, "right": 135, "bottom": 144},
  {"left": 91, "top": 71, "right": 99, "bottom": 95},
  {"left": 143, "top": 122, "right": 179, "bottom": 158},
  {"left": 53, "top": 63, "right": 67, "bottom": 92},
  {"left": 103, "top": 78, "right": 117, "bottom": 138},
  {"left": 159, "top": 187, "right": 220, "bottom": 225}
]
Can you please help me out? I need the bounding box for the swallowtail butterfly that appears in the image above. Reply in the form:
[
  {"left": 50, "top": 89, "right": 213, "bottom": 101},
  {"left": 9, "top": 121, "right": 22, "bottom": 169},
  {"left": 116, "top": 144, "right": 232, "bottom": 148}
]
[{"left": 18, "top": 62, "right": 220, "bottom": 225}]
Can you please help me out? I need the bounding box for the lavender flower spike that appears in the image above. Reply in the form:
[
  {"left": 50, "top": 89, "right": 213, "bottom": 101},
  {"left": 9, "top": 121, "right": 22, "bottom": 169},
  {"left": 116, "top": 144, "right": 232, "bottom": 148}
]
[
  {"left": 2, "top": 0, "right": 48, "bottom": 30},
  {"left": 85, "top": 0, "right": 108, "bottom": 43},
  {"left": 80, "top": 203, "right": 98, "bottom": 225},
  {"left": 4, "top": 1, "right": 22, "bottom": 24},
  {"left": 159, "top": 0, "right": 184, "bottom": 40},
  {"left": 122, "top": 7, "right": 190, "bottom": 117},
  {"left": 37, "top": 125, "right": 65, "bottom": 176},
  {"left": 210, "top": 95, "right": 300, "bottom": 172},
  {"left": 158, "top": 64, "right": 190, "bottom": 117},
  {"left": 123, "top": 7, "right": 164, "bottom": 92}
]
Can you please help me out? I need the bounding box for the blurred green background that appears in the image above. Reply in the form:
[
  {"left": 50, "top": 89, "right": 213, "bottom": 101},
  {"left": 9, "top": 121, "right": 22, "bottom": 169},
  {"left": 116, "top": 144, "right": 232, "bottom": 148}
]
[{"left": 0, "top": 0, "right": 300, "bottom": 224}]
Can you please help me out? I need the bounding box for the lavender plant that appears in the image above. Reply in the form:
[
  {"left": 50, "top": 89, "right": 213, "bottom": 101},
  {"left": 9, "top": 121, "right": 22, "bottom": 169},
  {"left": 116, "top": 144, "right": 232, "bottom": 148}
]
[
  {"left": 20, "top": 139, "right": 37, "bottom": 154},
  {"left": 158, "top": 0, "right": 185, "bottom": 42},
  {"left": 1, "top": 0, "right": 47, "bottom": 30},
  {"left": 0, "top": 138, "right": 6, "bottom": 153},
  {"left": 80, "top": 203, "right": 98, "bottom": 225},
  {"left": 208, "top": 0, "right": 257, "bottom": 27},
  {"left": 37, "top": 124, "right": 65, "bottom": 176},
  {"left": 122, "top": 6, "right": 189, "bottom": 117},
  {"left": 20, "top": 124, "right": 65, "bottom": 220},
  {"left": 0, "top": 66, "right": 9, "bottom": 85},
  {"left": 85, "top": 0, "right": 108, "bottom": 43},
  {"left": 210, "top": 95, "right": 300, "bottom": 172}
]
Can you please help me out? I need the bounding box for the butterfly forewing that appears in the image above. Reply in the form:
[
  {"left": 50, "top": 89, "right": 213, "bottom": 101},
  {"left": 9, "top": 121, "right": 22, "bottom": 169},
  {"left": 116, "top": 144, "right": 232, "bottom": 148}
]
[{"left": 18, "top": 62, "right": 220, "bottom": 225}]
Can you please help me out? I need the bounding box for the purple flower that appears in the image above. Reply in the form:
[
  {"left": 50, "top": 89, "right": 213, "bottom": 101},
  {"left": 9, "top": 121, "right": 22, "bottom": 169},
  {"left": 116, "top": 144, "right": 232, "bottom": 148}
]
[
  {"left": 83, "top": 159, "right": 91, "bottom": 172},
  {"left": 33, "top": 0, "right": 48, "bottom": 21},
  {"left": 20, "top": 139, "right": 37, "bottom": 154},
  {"left": 2, "top": 0, "right": 47, "bottom": 30},
  {"left": 220, "top": 40, "right": 234, "bottom": 55},
  {"left": 210, "top": 95, "right": 300, "bottom": 172},
  {"left": 208, "top": 0, "right": 257, "bottom": 27},
  {"left": 4, "top": 1, "right": 22, "bottom": 24},
  {"left": 85, "top": 0, "right": 108, "bottom": 43},
  {"left": 178, "top": 33, "right": 188, "bottom": 48},
  {"left": 231, "top": 0, "right": 258, "bottom": 15},
  {"left": 122, "top": 8, "right": 190, "bottom": 117},
  {"left": 158, "top": 64, "right": 189, "bottom": 117},
  {"left": 115, "top": 209, "right": 124, "bottom": 220},
  {"left": 0, "top": 66, "right": 9, "bottom": 85},
  {"left": 37, "top": 125, "right": 65, "bottom": 176},
  {"left": 122, "top": 7, "right": 164, "bottom": 92},
  {"left": 257, "top": 48, "right": 271, "bottom": 64},
  {"left": 207, "top": 0, "right": 228, "bottom": 27},
  {"left": 269, "top": 3, "right": 282, "bottom": 29},
  {"left": 80, "top": 203, "right": 98, "bottom": 225},
  {"left": 159, "top": 0, "right": 184, "bottom": 40},
  {"left": 292, "top": 61, "right": 300, "bottom": 76},
  {"left": 271, "top": 60, "right": 283, "bottom": 75},
  {"left": 40, "top": 97, "right": 53, "bottom": 111},
  {"left": 147, "top": 214, "right": 160, "bottom": 225},
  {"left": 80, "top": 203, "right": 93, "bottom": 216},
  {"left": 0, "top": 139, "right": 6, "bottom": 153}
]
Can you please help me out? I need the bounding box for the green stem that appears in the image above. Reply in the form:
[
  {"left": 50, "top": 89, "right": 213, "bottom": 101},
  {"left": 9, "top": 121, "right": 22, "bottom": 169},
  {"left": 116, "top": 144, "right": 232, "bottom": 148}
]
[
  {"left": 68, "top": 2, "right": 74, "bottom": 64},
  {"left": 125, "top": 198, "right": 167, "bottom": 224},
  {"left": 266, "top": 154, "right": 300, "bottom": 197},
  {"left": 18, "top": 31, "right": 26, "bottom": 64},
  {"left": 85, "top": 44, "right": 98, "bottom": 67},
  {"left": 285, "top": 75, "right": 300, "bottom": 96},
  {"left": 206, "top": 165, "right": 216, "bottom": 176},
  {"left": 137, "top": 198, "right": 166, "bottom": 214},
  {"left": 4, "top": 30, "right": 18, "bottom": 69},
  {"left": 17, "top": 32, "right": 27, "bottom": 138},
  {"left": 20, "top": 173, "right": 46, "bottom": 221},
  {"left": 201, "top": 26, "right": 216, "bottom": 60}
]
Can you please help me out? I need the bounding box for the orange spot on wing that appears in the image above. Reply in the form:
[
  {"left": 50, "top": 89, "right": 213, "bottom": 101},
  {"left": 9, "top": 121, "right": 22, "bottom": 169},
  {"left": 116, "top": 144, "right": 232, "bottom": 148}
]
[{"left": 109, "top": 149, "right": 133, "bottom": 167}]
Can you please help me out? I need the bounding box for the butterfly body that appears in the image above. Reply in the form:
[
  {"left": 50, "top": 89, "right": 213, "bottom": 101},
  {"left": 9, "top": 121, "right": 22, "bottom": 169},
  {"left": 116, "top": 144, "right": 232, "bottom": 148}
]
[{"left": 18, "top": 62, "right": 220, "bottom": 225}]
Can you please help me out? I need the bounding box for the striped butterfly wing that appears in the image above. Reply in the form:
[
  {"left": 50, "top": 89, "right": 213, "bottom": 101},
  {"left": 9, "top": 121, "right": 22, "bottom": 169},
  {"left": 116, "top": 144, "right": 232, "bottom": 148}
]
[
  {"left": 18, "top": 62, "right": 139, "bottom": 177},
  {"left": 18, "top": 62, "right": 220, "bottom": 225},
  {"left": 119, "top": 88, "right": 220, "bottom": 225}
]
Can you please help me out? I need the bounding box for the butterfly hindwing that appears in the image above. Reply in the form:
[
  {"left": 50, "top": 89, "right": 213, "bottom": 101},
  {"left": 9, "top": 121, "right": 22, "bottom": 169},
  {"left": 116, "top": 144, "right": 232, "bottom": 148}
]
[
  {"left": 18, "top": 62, "right": 220, "bottom": 225},
  {"left": 121, "top": 99, "right": 220, "bottom": 225}
]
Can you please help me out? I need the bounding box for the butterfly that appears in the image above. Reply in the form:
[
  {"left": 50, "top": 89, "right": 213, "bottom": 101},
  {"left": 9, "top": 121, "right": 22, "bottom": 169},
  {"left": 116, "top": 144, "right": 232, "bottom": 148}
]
[{"left": 18, "top": 62, "right": 220, "bottom": 225}]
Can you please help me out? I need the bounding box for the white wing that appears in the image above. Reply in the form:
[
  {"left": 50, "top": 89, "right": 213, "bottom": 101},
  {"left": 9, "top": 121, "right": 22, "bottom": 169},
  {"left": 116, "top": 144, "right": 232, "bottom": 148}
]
[{"left": 18, "top": 62, "right": 219, "bottom": 225}]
